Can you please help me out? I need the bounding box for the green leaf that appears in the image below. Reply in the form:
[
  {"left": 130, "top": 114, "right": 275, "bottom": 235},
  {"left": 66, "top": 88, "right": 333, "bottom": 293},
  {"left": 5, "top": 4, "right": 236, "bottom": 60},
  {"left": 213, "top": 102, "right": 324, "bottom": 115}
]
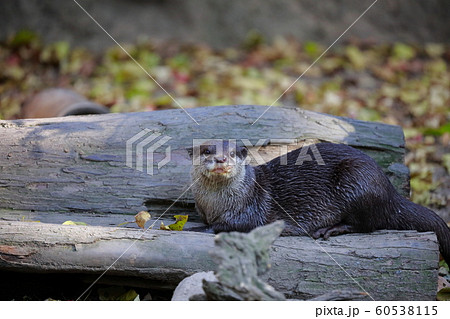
[
  {"left": 125, "top": 81, "right": 155, "bottom": 99},
  {"left": 154, "top": 95, "right": 173, "bottom": 106},
  {"left": 53, "top": 41, "right": 70, "bottom": 61},
  {"left": 242, "top": 29, "right": 265, "bottom": 51},
  {"left": 437, "top": 287, "right": 450, "bottom": 301},
  {"left": 422, "top": 123, "right": 450, "bottom": 137},
  {"left": 9, "top": 29, "right": 40, "bottom": 47},
  {"left": 345, "top": 45, "right": 365, "bottom": 70},
  {"left": 304, "top": 41, "right": 321, "bottom": 58},
  {"left": 137, "top": 51, "right": 161, "bottom": 68},
  {"left": 392, "top": 43, "right": 416, "bottom": 60},
  {"left": 439, "top": 259, "right": 449, "bottom": 272},
  {"left": 168, "top": 53, "right": 190, "bottom": 71}
]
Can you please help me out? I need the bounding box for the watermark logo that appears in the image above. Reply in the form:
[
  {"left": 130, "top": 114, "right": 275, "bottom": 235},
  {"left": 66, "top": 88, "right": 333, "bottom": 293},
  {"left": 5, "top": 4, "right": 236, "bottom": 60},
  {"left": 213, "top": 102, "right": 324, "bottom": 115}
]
[
  {"left": 191, "top": 138, "right": 325, "bottom": 166},
  {"left": 126, "top": 129, "right": 172, "bottom": 175},
  {"left": 294, "top": 142, "right": 325, "bottom": 166},
  {"left": 126, "top": 135, "right": 325, "bottom": 175},
  {"left": 190, "top": 139, "right": 240, "bottom": 166}
]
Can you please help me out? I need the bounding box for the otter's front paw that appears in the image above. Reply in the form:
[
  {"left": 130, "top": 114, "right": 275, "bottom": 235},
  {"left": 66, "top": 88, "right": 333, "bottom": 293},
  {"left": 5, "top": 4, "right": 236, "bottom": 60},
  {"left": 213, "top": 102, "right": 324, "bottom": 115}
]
[{"left": 312, "top": 223, "right": 356, "bottom": 239}]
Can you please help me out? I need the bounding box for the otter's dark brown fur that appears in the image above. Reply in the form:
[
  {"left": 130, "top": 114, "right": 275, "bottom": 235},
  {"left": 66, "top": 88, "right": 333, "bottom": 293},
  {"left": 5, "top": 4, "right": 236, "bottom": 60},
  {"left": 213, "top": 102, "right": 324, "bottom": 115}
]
[{"left": 190, "top": 140, "right": 450, "bottom": 264}]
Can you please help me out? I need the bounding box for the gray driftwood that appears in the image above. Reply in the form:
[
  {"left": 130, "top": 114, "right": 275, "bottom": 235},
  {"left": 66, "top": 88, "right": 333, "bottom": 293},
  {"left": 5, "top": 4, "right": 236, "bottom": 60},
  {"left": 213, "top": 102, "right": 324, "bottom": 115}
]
[
  {"left": 175, "top": 222, "right": 366, "bottom": 301},
  {"left": 201, "top": 221, "right": 286, "bottom": 301},
  {"left": 196, "top": 221, "right": 365, "bottom": 301},
  {"left": 0, "top": 105, "right": 408, "bottom": 224},
  {"left": 0, "top": 221, "right": 439, "bottom": 300}
]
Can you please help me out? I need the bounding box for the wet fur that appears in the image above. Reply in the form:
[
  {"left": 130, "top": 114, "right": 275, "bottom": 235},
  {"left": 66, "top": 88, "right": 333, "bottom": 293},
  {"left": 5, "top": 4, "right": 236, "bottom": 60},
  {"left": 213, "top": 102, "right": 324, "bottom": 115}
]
[{"left": 190, "top": 141, "right": 450, "bottom": 264}]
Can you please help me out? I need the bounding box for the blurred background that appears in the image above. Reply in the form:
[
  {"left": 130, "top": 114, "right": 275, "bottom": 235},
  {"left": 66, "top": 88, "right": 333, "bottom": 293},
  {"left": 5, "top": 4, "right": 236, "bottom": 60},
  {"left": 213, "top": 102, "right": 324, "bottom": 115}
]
[{"left": 0, "top": 0, "right": 449, "bottom": 217}]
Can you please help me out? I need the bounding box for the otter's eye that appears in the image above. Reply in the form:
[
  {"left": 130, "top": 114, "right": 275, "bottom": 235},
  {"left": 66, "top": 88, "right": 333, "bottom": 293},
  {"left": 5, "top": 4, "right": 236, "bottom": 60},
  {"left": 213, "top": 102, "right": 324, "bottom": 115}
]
[
  {"left": 230, "top": 151, "right": 235, "bottom": 158},
  {"left": 204, "top": 149, "right": 211, "bottom": 155}
]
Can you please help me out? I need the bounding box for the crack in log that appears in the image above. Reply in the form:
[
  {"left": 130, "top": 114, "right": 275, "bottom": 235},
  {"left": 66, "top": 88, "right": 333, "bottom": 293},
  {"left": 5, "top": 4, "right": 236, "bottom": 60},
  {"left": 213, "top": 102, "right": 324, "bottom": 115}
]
[
  {"left": 144, "top": 198, "right": 195, "bottom": 209},
  {"left": 80, "top": 154, "right": 122, "bottom": 162},
  {"left": 0, "top": 245, "right": 36, "bottom": 257}
]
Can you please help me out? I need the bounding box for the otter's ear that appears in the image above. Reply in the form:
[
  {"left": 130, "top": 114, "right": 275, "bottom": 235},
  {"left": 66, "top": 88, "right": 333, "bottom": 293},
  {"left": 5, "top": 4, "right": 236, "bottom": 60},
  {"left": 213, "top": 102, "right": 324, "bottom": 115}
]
[
  {"left": 186, "top": 147, "right": 194, "bottom": 159},
  {"left": 237, "top": 146, "right": 248, "bottom": 159}
]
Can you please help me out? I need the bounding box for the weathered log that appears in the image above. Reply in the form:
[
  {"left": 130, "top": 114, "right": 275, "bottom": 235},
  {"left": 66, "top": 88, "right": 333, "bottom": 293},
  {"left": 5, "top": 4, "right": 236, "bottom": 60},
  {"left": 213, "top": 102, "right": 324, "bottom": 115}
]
[
  {"left": 0, "top": 221, "right": 439, "bottom": 300},
  {"left": 0, "top": 105, "right": 408, "bottom": 224}
]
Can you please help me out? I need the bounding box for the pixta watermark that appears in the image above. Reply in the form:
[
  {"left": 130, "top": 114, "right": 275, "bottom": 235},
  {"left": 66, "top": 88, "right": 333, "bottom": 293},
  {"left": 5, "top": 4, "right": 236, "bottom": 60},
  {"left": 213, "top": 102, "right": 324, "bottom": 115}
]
[
  {"left": 126, "top": 129, "right": 172, "bottom": 175},
  {"left": 126, "top": 133, "right": 325, "bottom": 175}
]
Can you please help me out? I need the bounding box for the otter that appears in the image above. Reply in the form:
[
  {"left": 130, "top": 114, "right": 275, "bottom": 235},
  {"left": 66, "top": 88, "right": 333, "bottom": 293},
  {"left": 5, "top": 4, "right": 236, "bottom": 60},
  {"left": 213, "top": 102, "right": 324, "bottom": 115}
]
[{"left": 189, "top": 140, "right": 450, "bottom": 264}]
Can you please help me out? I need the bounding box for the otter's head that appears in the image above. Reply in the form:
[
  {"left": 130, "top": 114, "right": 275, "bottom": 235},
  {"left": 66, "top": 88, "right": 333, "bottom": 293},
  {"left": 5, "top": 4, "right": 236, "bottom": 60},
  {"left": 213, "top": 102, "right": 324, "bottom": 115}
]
[{"left": 188, "top": 140, "right": 248, "bottom": 181}]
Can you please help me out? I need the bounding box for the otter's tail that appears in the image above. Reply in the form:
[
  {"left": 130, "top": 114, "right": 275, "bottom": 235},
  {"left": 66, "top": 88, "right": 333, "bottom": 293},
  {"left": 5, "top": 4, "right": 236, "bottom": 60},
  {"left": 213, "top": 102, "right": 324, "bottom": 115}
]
[{"left": 394, "top": 196, "right": 450, "bottom": 265}]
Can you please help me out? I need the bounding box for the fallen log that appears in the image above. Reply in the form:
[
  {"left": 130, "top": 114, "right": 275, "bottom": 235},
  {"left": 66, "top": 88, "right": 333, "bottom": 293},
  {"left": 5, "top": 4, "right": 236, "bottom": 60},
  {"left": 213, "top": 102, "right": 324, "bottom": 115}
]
[
  {"left": 0, "top": 105, "right": 408, "bottom": 224},
  {"left": 0, "top": 221, "right": 439, "bottom": 300}
]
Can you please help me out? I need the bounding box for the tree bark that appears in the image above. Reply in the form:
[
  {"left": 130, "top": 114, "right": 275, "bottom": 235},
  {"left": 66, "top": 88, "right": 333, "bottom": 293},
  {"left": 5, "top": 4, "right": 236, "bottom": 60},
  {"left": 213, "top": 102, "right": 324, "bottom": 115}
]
[
  {"left": 0, "top": 221, "right": 438, "bottom": 301},
  {"left": 0, "top": 105, "right": 408, "bottom": 224}
]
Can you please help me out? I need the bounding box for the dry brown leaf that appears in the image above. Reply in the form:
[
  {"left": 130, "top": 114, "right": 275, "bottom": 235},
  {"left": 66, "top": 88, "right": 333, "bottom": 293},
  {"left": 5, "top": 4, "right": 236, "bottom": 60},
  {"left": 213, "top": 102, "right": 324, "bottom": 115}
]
[{"left": 134, "top": 211, "right": 151, "bottom": 229}]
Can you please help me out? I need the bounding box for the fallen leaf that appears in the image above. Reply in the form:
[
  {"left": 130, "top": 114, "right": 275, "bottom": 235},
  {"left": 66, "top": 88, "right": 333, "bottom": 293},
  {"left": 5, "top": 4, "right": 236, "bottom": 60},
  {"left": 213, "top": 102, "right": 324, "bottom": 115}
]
[
  {"left": 62, "top": 221, "right": 88, "bottom": 226},
  {"left": 345, "top": 45, "right": 366, "bottom": 70},
  {"left": 9, "top": 29, "right": 40, "bottom": 47},
  {"left": 437, "top": 287, "right": 450, "bottom": 301},
  {"left": 160, "top": 221, "right": 170, "bottom": 230},
  {"left": 303, "top": 41, "right": 322, "bottom": 59},
  {"left": 135, "top": 211, "right": 151, "bottom": 229},
  {"left": 392, "top": 43, "right": 416, "bottom": 61},
  {"left": 160, "top": 216, "right": 189, "bottom": 231},
  {"left": 168, "top": 215, "right": 189, "bottom": 231}
]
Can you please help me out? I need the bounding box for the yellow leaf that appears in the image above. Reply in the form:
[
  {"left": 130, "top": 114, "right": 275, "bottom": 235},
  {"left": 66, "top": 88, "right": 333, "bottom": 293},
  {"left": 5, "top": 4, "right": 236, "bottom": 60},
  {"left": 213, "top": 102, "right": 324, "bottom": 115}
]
[
  {"left": 134, "top": 211, "right": 151, "bottom": 229},
  {"left": 168, "top": 215, "right": 189, "bottom": 231},
  {"left": 62, "top": 221, "right": 88, "bottom": 226}
]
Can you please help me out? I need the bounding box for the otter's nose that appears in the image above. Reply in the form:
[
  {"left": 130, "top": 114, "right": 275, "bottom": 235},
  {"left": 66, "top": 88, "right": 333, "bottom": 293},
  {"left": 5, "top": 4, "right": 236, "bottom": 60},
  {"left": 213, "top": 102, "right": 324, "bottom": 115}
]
[{"left": 214, "top": 156, "right": 227, "bottom": 163}]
